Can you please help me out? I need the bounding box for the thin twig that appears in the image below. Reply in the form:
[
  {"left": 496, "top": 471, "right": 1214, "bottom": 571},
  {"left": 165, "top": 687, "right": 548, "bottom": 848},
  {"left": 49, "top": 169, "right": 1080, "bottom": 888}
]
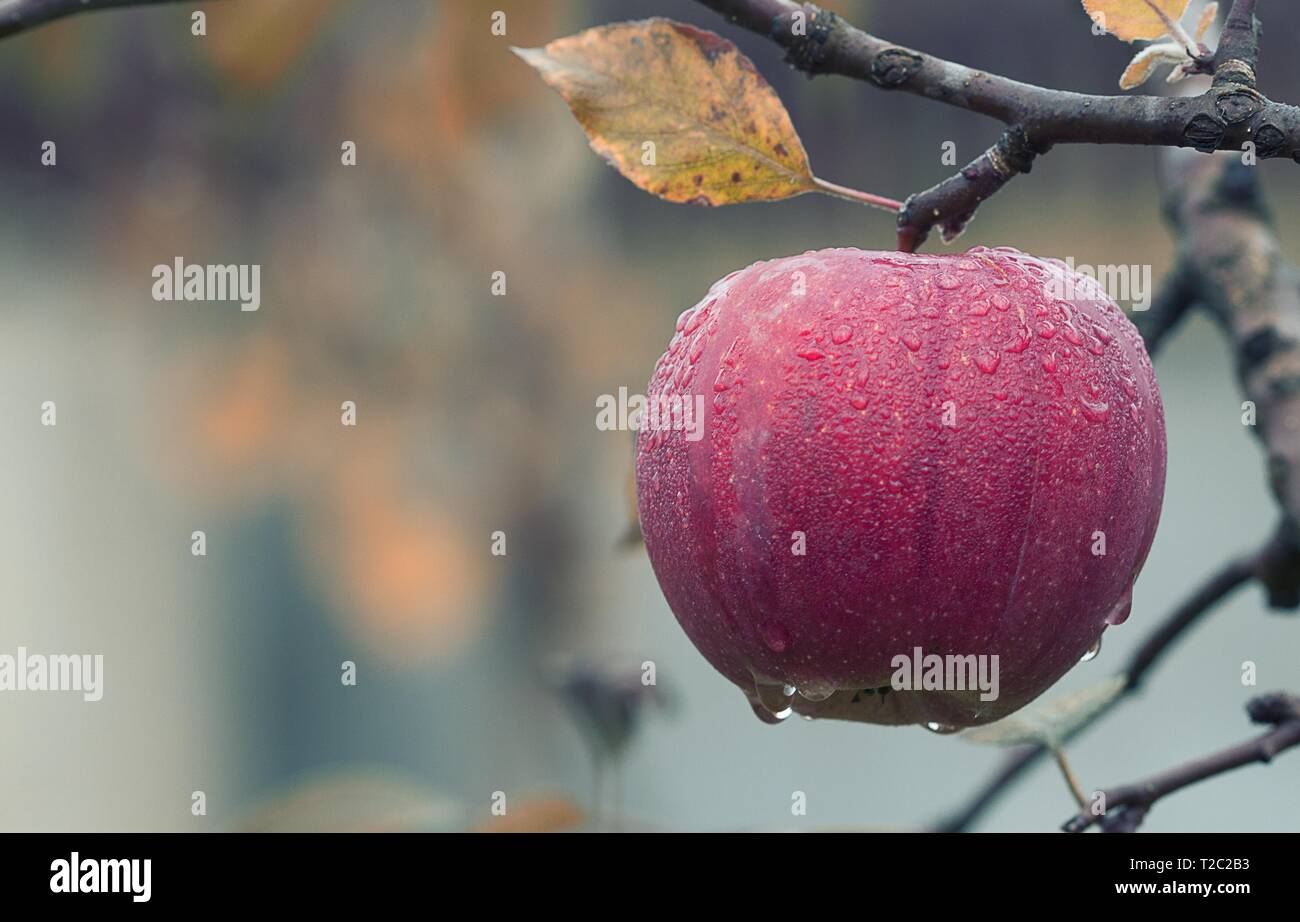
[
  {"left": 1123, "top": 543, "right": 1259, "bottom": 691},
  {"left": 1063, "top": 692, "right": 1300, "bottom": 832},
  {"left": 1131, "top": 265, "right": 1196, "bottom": 357},
  {"left": 0, "top": 0, "right": 209, "bottom": 40}
]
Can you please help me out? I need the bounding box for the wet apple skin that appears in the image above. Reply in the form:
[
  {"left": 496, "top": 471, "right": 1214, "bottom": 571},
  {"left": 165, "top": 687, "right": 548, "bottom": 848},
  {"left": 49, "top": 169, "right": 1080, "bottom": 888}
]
[{"left": 635, "top": 247, "right": 1166, "bottom": 727}]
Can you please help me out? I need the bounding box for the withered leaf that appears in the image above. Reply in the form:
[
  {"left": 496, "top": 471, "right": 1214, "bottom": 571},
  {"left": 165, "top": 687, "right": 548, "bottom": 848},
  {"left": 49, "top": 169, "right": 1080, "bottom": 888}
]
[{"left": 514, "top": 18, "right": 817, "bottom": 206}]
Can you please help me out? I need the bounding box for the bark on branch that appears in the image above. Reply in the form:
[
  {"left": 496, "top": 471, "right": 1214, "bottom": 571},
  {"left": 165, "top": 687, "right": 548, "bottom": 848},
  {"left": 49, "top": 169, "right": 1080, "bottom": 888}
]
[
  {"left": 1154, "top": 150, "right": 1300, "bottom": 606},
  {"left": 695, "top": 0, "right": 1300, "bottom": 250}
]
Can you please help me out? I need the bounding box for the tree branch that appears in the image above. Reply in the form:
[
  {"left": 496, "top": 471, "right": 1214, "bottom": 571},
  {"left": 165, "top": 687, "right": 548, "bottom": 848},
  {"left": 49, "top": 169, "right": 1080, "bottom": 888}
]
[
  {"left": 895, "top": 127, "right": 1037, "bottom": 253},
  {"left": 1214, "top": 0, "right": 1260, "bottom": 88},
  {"left": 1156, "top": 151, "right": 1300, "bottom": 584},
  {"left": 1062, "top": 691, "right": 1300, "bottom": 832},
  {"left": 0, "top": 0, "right": 205, "bottom": 40},
  {"left": 695, "top": 0, "right": 1300, "bottom": 250}
]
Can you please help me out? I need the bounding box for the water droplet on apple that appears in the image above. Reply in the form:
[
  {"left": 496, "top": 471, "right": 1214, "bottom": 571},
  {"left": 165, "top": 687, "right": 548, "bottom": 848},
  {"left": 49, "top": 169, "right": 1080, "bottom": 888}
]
[
  {"left": 1079, "top": 398, "right": 1110, "bottom": 423},
  {"left": 796, "top": 679, "right": 837, "bottom": 702},
  {"left": 1080, "top": 637, "right": 1102, "bottom": 662},
  {"left": 925, "top": 721, "right": 961, "bottom": 734},
  {"left": 751, "top": 679, "right": 795, "bottom": 720},
  {"left": 758, "top": 620, "right": 790, "bottom": 653},
  {"left": 749, "top": 699, "right": 790, "bottom": 724},
  {"left": 1105, "top": 589, "right": 1133, "bottom": 626},
  {"left": 684, "top": 309, "right": 705, "bottom": 335},
  {"left": 1005, "top": 327, "right": 1032, "bottom": 354}
]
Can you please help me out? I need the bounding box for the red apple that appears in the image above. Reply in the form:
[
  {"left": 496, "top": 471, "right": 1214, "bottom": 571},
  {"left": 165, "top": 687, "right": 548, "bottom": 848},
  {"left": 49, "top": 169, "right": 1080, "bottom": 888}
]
[{"left": 635, "top": 247, "right": 1165, "bottom": 728}]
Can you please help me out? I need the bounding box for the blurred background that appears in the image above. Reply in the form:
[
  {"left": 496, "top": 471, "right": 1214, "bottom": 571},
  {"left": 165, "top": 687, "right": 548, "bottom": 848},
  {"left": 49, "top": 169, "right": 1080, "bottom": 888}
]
[{"left": 0, "top": 0, "right": 1296, "bottom": 832}]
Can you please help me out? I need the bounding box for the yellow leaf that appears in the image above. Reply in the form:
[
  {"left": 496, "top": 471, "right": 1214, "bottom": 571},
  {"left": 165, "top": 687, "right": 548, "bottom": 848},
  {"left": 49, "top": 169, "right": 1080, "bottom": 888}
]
[
  {"left": 514, "top": 19, "right": 816, "bottom": 206},
  {"left": 1196, "top": 1, "right": 1219, "bottom": 40},
  {"left": 1083, "top": 0, "right": 1191, "bottom": 42}
]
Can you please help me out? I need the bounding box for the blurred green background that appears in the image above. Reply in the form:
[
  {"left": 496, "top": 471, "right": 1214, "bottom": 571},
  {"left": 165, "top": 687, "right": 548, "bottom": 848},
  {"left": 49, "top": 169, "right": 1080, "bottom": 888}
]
[{"left": 0, "top": 0, "right": 1296, "bottom": 831}]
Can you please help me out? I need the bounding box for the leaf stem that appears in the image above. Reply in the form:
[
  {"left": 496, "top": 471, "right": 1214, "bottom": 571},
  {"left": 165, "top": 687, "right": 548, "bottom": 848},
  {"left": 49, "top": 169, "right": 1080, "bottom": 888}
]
[
  {"left": 811, "top": 176, "right": 903, "bottom": 213},
  {"left": 1051, "top": 746, "right": 1090, "bottom": 811}
]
